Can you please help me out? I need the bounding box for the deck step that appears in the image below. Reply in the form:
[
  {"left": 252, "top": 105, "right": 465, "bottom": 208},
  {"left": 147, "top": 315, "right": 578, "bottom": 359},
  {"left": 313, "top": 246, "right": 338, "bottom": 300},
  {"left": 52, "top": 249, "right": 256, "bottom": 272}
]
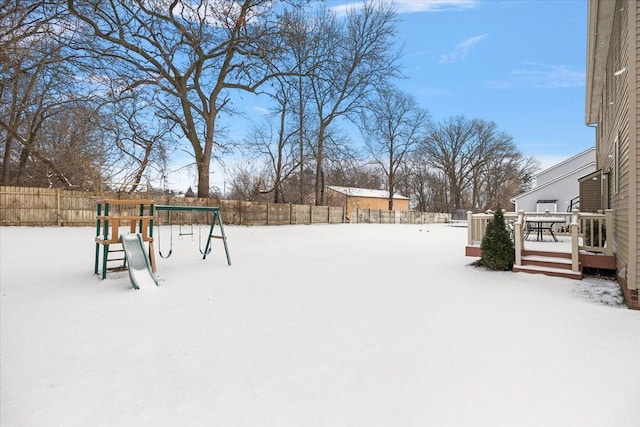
[
  {"left": 521, "top": 255, "right": 574, "bottom": 270},
  {"left": 513, "top": 264, "right": 582, "bottom": 279},
  {"left": 522, "top": 250, "right": 571, "bottom": 259}
]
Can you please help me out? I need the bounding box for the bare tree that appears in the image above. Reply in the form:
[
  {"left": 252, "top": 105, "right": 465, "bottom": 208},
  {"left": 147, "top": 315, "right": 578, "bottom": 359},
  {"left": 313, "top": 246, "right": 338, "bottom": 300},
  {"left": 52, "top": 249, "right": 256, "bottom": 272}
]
[
  {"left": 419, "top": 116, "right": 537, "bottom": 212},
  {"left": 1, "top": 1, "right": 105, "bottom": 188},
  {"left": 245, "top": 8, "right": 313, "bottom": 204},
  {"left": 324, "top": 158, "right": 383, "bottom": 190},
  {"left": 243, "top": 116, "right": 301, "bottom": 203},
  {"left": 305, "top": 0, "right": 401, "bottom": 205},
  {"left": 68, "top": 0, "right": 307, "bottom": 197},
  {"left": 362, "top": 87, "right": 429, "bottom": 209},
  {"left": 419, "top": 115, "right": 476, "bottom": 211},
  {"left": 277, "top": 7, "right": 316, "bottom": 204},
  {"left": 101, "top": 88, "right": 176, "bottom": 193},
  {"left": 225, "top": 161, "right": 269, "bottom": 202},
  {"left": 476, "top": 153, "right": 538, "bottom": 210},
  {"left": 404, "top": 152, "right": 446, "bottom": 213}
]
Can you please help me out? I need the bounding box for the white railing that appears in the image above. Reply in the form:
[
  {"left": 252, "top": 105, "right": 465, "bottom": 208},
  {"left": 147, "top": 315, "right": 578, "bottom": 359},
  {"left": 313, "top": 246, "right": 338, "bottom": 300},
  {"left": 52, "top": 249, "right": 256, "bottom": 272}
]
[
  {"left": 467, "top": 209, "right": 614, "bottom": 273},
  {"left": 466, "top": 211, "right": 518, "bottom": 245}
]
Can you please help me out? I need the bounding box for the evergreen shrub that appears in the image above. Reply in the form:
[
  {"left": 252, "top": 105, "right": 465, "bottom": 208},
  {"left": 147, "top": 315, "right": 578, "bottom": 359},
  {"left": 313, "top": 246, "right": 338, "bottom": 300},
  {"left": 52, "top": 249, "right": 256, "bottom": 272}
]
[{"left": 480, "top": 207, "right": 514, "bottom": 271}]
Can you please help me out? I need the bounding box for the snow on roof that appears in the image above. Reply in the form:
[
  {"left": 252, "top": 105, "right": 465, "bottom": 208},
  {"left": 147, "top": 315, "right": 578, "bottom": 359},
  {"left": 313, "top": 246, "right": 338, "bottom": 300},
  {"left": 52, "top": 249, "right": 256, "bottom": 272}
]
[{"left": 326, "top": 185, "right": 409, "bottom": 200}]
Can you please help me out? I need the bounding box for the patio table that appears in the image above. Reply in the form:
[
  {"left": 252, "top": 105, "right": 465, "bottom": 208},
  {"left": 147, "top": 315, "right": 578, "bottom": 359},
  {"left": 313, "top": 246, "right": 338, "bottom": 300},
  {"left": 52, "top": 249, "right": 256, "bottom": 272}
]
[{"left": 525, "top": 216, "right": 567, "bottom": 242}]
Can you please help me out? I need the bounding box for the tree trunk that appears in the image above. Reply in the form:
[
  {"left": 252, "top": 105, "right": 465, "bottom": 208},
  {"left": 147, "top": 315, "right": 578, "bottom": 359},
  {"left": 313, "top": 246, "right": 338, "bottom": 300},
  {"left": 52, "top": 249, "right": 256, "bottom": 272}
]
[
  {"left": 2, "top": 136, "right": 13, "bottom": 185},
  {"left": 298, "top": 74, "right": 305, "bottom": 204},
  {"left": 314, "top": 124, "right": 326, "bottom": 206},
  {"left": 197, "top": 159, "right": 210, "bottom": 198},
  {"left": 388, "top": 158, "right": 394, "bottom": 210}
]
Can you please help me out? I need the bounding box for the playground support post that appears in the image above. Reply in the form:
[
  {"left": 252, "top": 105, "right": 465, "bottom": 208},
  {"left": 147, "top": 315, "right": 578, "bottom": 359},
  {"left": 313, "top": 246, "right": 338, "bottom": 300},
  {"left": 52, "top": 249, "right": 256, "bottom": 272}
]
[
  {"left": 154, "top": 205, "right": 231, "bottom": 266},
  {"left": 94, "top": 199, "right": 156, "bottom": 279}
]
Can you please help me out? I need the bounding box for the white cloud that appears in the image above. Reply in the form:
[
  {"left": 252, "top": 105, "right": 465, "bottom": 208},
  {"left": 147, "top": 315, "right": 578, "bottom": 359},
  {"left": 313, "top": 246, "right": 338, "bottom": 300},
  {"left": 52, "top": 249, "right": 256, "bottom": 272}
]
[
  {"left": 328, "top": 1, "right": 364, "bottom": 15},
  {"left": 393, "top": 0, "right": 478, "bottom": 13},
  {"left": 476, "top": 63, "right": 585, "bottom": 91},
  {"left": 438, "top": 33, "right": 488, "bottom": 64},
  {"left": 329, "top": 0, "right": 478, "bottom": 16},
  {"left": 252, "top": 106, "right": 269, "bottom": 115},
  {"left": 511, "top": 62, "right": 585, "bottom": 88}
]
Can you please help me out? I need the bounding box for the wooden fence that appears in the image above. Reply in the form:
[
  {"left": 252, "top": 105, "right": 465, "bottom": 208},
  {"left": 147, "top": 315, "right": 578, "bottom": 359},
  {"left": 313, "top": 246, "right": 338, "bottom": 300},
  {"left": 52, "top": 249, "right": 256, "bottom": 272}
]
[
  {"left": 351, "top": 208, "right": 450, "bottom": 224},
  {"left": 0, "top": 186, "right": 450, "bottom": 226}
]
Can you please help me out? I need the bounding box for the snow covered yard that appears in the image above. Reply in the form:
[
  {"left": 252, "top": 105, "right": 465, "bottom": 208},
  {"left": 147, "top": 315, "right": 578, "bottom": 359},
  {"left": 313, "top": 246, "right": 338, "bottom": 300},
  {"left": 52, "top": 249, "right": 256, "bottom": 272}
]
[{"left": 1, "top": 224, "right": 639, "bottom": 427}]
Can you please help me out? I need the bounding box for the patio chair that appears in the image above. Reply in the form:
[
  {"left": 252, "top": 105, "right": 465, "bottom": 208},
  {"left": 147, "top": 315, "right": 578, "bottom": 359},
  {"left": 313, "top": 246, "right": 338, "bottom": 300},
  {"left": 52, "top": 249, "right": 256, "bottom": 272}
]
[{"left": 524, "top": 221, "right": 534, "bottom": 240}]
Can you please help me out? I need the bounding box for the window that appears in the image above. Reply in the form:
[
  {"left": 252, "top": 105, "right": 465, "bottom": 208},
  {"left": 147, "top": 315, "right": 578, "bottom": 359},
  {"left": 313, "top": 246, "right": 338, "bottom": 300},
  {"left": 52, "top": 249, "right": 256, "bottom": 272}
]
[{"left": 536, "top": 200, "right": 557, "bottom": 213}]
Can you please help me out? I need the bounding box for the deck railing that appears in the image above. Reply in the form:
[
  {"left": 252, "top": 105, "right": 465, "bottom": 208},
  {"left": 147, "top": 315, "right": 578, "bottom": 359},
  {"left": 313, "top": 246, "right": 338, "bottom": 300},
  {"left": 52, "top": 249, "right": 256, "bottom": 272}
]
[{"left": 467, "top": 209, "right": 614, "bottom": 273}]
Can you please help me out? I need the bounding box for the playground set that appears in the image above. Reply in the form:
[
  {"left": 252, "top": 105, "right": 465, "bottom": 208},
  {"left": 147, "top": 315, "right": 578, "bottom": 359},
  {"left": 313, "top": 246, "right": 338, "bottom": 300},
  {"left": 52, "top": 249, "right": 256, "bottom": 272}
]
[{"left": 94, "top": 199, "right": 231, "bottom": 289}]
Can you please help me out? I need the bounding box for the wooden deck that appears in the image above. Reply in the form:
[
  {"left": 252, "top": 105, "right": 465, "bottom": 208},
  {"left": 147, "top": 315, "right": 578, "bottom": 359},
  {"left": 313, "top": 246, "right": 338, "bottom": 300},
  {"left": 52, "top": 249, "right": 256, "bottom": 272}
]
[{"left": 465, "top": 210, "right": 616, "bottom": 280}]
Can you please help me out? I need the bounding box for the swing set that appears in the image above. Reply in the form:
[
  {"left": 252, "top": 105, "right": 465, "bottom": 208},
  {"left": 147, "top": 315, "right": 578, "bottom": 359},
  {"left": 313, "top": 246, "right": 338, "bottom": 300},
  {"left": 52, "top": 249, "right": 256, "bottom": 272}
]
[
  {"left": 155, "top": 205, "right": 231, "bottom": 265},
  {"left": 94, "top": 200, "right": 231, "bottom": 286}
]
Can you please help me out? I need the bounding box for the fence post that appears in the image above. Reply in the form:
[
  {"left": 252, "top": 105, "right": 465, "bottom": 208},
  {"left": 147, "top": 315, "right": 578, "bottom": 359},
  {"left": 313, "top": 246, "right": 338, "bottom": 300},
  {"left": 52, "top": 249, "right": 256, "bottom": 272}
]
[{"left": 56, "top": 188, "right": 62, "bottom": 226}]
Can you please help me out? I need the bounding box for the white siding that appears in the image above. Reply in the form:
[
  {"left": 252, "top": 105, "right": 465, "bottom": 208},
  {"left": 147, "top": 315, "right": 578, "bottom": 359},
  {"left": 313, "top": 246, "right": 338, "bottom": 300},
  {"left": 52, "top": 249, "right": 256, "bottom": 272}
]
[
  {"left": 535, "top": 148, "right": 596, "bottom": 186},
  {"left": 513, "top": 163, "right": 596, "bottom": 212}
]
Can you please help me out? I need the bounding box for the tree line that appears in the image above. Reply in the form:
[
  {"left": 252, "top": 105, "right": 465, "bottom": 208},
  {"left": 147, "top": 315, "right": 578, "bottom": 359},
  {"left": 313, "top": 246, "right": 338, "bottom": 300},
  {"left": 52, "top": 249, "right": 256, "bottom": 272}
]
[{"left": 1, "top": 0, "right": 538, "bottom": 213}]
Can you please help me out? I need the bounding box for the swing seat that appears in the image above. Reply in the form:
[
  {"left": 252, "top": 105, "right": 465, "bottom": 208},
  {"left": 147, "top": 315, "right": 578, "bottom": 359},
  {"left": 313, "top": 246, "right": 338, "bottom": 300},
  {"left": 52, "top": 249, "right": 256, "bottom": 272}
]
[
  {"left": 154, "top": 205, "right": 232, "bottom": 266},
  {"left": 159, "top": 248, "right": 173, "bottom": 259}
]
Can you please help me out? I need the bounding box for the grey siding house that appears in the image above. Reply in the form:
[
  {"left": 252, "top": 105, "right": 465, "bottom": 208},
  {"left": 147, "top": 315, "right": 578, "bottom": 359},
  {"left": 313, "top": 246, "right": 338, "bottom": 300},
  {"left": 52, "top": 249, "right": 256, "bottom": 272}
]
[
  {"left": 586, "top": 0, "right": 639, "bottom": 309},
  {"left": 511, "top": 148, "right": 595, "bottom": 213}
]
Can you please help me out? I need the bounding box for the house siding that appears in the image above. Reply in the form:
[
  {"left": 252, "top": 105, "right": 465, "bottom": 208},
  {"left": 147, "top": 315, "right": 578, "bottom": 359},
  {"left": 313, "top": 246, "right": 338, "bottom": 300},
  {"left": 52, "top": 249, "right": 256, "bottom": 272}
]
[
  {"left": 514, "top": 163, "right": 595, "bottom": 212},
  {"left": 589, "top": 0, "right": 640, "bottom": 306},
  {"left": 534, "top": 148, "right": 596, "bottom": 186},
  {"left": 512, "top": 148, "right": 595, "bottom": 213},
  {"left": 346, "top": 196, "right": 410, "bottom": 213},
  {"left": 601, "top": 1, "right": 630, "bottom": 291},
  {"left": 631, "top": 2, "right": 639, "bottom": 294},
  {"left": 323, "top": 187, "right": 410, "bottom": 218},
  {"left": 578, "top": 171, "right": 602, "bottom": 212}
]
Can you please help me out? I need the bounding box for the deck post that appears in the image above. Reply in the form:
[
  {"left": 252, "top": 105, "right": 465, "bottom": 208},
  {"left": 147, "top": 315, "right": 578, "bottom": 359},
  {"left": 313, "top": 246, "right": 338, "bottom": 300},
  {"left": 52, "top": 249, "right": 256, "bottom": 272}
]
[
  {"left": 514, "top": 222, "right": 522, "bottom": 267},
  {"left": 514, "top": 210, "right": 525, "bottom": 267},
  {"left": 467, "top": 211, "right": 473, "bottom": 246},
  {"left": 570, "top": 209, "right": 580, "bottom": 272},
  {"left": 604, "top": 209, "right": 614, "bottom": 256}
]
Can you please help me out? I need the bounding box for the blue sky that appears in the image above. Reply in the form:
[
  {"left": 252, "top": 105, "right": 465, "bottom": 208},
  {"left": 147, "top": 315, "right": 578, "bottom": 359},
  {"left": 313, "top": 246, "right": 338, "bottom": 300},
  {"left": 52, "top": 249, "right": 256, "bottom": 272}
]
[
  {"left": 355, "top": 0, "right": 592, "bottom": 168},
  {"left": 171, "top": 0, "right": 593, "bottom": 192}
]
